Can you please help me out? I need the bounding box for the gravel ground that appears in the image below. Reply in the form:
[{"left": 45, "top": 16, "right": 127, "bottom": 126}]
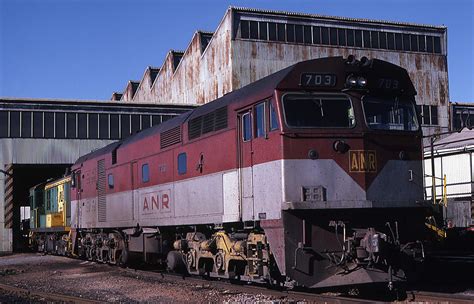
[{"left": 0, "top": 253, "right": 287, "bottom": 303}]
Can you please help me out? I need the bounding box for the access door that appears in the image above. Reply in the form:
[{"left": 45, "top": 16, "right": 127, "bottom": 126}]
[{"left": 238, "top": 110, "right": 255, "bottom": 221}]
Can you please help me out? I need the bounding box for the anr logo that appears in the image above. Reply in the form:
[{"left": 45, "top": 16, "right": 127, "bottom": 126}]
[{"left": 349, "top": 150, "right": 377, "bottom": 172}]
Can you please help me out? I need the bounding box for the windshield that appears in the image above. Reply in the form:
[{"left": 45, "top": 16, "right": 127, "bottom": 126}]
[
  {"left": 363, "top": 96, "right": 419, "bottom": 131},
  {"left": 283, "top": 93, "right": 355, "bottom": 128}
]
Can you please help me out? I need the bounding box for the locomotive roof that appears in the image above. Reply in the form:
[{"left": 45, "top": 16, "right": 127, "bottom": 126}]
[
  {"left": 74, "top": 56, "right": 413, "bottom": 165},
  {"left": 73, "top": 61, "right": 296, "bottom": 165},
  {"left": 118, "top": 61, "right": 295, "bottom": 148}
]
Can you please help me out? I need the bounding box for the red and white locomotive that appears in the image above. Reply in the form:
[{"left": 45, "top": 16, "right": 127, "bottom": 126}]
[{"left": 69, "top": 56, "right": 426, "bottom": 288}]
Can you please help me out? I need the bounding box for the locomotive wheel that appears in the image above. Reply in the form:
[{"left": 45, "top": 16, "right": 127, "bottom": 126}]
[{"left": 167, "top": 251, "right": 186, "bottom": 273}]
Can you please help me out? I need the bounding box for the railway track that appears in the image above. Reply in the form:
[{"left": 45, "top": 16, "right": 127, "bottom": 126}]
[
  {"left": 119, "top": 266, "right": 374, "bottom": 303},
  {"left": 0, "top": 282, "right": 101, "bottom": 304},
  {"left": 2, "top": 254, "right": 473, "bottom": 303},
  {"left": 120, "top": 265, "right": 474, "bottom": 303}
]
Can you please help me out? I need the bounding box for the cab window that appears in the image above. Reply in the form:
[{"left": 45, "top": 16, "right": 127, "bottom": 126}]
[
  {"left": 255, "top": 103, "right": 265, "bottom": 138},
  {"left": 242, "top": 113, "right": 252, "bottom": 141},
  {"left": 269, "top": 102, "right": 279, "bottom": 131}
]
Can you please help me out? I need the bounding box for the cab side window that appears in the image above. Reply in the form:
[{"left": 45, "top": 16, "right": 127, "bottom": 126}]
[
  {"left": 255, "top": 103, "right": 265, "bottom": 138},
  {"left": 269, "top": 101, "right": 279, "bottom": 131},
  {"left": 242, "top": 113, "right": 252, "bottom": 141}
]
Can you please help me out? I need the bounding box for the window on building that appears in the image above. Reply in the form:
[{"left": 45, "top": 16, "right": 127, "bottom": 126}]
[
  {"left": 33, "top": 112, "right": 43, "bottom": 138},
  {"left": 108, "top": 174, "right": 114, "bottom": 189},
  {"left": 142, "top": 164, "right": 150, "bottom": 183},
  {"left": 131, "top": 114, "right": 140, "bottom": 134},
  {"left": 259, "top": 22, "right": 268, "bottom": 40},
  {"left": 242, "top": 112, "right": 252, "bottom": 141},
  {"left": 430, "top": 106, "right": 438, "bottom": 125},
  {"left": 0, "top": 111, "right": 7, "bottom": 137},
  {"left": 177, "top": 153, "right": 187, "bottom": 175},
  {"left": 66, "top": 113, "right": 76, "bottom": 138},
  {"left": 321, "top": 27, "right": 329, "bottom": 45},
  {"left": 329, "top": 28, "right": 337, "bottom": 45},
  {"left": 371, "top": 31, "right": 379, "bottom": 48},
  {"left": 418, "top": 105, "right": 439, "bottom": 125},
  {"left": 379, "top": 32, "right": 387, "bottom": 49},
  {"left": 88, "top": 113, "right": 99, "bottom": 139},
  {"left": 78, "top": 113, "right": 87, "bottom": 139},
  {"left": 346, "top": 29, "right": 354, "bottom": 47},
  {"left": 277, "top": 23, "right": 285, "bottom": 42},
  {"left": 99, "top": 114, "right": 109, "bottom": 139},
  {"left": 255, "top": 103, "right": 265, "bottom": 138},
  {"left": 395, "top": 33, "right": 403, "bottom": 50},
  {"left": 387, "top": 32, "right": 395, "bottom": 50},
  {"left": 121, "top": 114, "right": 131, "bottom": 139},
  {"left": 410, "top": 34, "right": 418, "bottom": 52},
  {"left": 141, "top": 115, "right": 151, "bottom": 130},
  {"left": 362, "top": 30, "right": 370, "bottom": 48},
  {"left": 10, "top": 111, "right": 20, "bottom": 137},
  {"left": 44, "top": 112, "right": 54, "bottom": 138},
  {"left": 303, "top": 26, "right": 312, "bottom": 44},
  {"left": 295, "top": 24, "right": 303, "bottom": 43},
  {"left": 249, "top": 21, "right": 258, "bottom": 39},
  {"left": 426, "top": 36, "right": 434, "bottom": 53},
  {"left": 402, "top": 34, "right": 410, "bottom": 51},
  {"left": 433, "top": 36, "right": 441, "bottom": 54},
  {"left": 240, "top": 20, "right": 249, "bottom": 39},
  {"left": 418, "top": 35, "right": 426, "bottom": 52},
  {"left": 55, "top": 112, "right": 66, "bottom": 139},
  {"left": 106, "top": 115, "right": 120, "bottom": 136},
  {"left": 268, "top": 22, "right": 277, "bottom": 41},
  {"left": 313, "top": 26, "right": 321, "bottom": 44},
  {"left": 286, "top": 24, "right": 295, "bottom": 42},
  {"left": 354, "top": 30, "right": 362, "bottom": 47},
  {"left": 338, "top": 28, "right": 346, "bottom": 46},
  {"left": 21, "top": 111, "right": 32, "bottom": 138},
  {"left": 152, "top": 115, "right": 161, "bottom": 126}
]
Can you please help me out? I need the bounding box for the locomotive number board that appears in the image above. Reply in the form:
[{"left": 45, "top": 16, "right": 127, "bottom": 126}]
[{"left": 300, "top": 73, "right": 337, "bottom": 87}]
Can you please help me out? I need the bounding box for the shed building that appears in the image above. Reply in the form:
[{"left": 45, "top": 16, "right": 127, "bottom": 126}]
[
  {"left": 115, "top": 7, "right": 449, "bottom": 141},
  {"left": 0, "top": 98, "right": 194, "bottom": 252}
]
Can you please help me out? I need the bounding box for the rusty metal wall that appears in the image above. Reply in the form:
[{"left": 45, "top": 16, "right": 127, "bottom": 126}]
[
  {"left": 125, "top": 8, "right": 449, "bottom": 141},
  {"left": 131, "top": 13, "right": 233, "bottom": 105}
]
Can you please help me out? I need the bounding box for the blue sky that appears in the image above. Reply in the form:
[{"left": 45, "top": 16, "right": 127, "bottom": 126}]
[{"left": 0, "top": 0, "right": 473, "bottom": 102}]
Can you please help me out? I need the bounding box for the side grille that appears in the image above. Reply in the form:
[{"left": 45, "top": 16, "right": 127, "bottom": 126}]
[
  {"left": 160, "top": 126, "right": 182, "bottom": 149},
  {"left": 97, "top": 159, "right": 106, "bottom": 222},
  {"left": 187, "top": 106, "right": 227, "bottom": 140}
]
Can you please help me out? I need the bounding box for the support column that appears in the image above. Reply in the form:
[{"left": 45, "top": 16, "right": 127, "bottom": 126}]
[{"left": 0, "top": 163, "right": 13, "bottom": 253}]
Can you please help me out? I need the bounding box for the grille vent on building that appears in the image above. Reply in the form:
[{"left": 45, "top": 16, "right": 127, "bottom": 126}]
[
  {"left": 160, "top": 126, "right": 182, "bottom": 149},
  {"left": 97, "top": 159, "right": 107, "bottom": 222},
  {"left": 188, "top": 106, "right": 228, "bottom": 140}
]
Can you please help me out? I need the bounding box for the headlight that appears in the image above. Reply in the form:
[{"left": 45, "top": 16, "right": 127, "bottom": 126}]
[{"left": 357, "top": 76, "right": 367, "bottom": 87}]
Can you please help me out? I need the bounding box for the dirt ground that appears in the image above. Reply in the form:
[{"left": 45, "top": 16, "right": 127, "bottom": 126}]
[{"left": 0, "top": 253, "right": 280, "bottom": 303}]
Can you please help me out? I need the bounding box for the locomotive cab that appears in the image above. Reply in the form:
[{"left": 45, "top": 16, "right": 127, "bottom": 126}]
[{"left": 252, "top": 56, "right": 427, "bottom": 288}]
